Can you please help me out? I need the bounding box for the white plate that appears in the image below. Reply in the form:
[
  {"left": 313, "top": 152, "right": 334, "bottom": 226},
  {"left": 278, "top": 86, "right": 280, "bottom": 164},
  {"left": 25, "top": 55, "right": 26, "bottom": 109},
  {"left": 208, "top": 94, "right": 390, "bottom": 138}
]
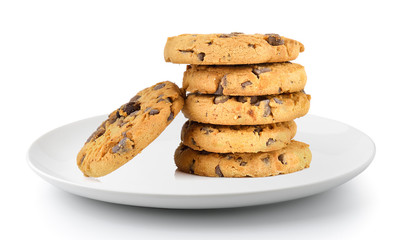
[{"left": 27, "top": 114, "right": 375, "bottom": 209}]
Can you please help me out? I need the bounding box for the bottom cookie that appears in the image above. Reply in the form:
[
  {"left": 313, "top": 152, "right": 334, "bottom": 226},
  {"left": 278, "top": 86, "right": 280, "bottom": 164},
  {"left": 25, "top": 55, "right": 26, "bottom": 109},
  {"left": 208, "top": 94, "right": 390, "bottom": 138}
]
[{"left": 174, "top": 141, "right": 311, "bottom": 178}]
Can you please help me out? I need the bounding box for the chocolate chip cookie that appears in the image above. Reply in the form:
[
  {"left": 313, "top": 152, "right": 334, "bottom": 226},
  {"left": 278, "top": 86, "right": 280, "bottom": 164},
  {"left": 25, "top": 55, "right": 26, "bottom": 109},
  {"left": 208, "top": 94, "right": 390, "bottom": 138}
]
[
  {"left": 183, "top": 62, "right": 306, "bottom": 96},
  {"left": 175, "top": 140, "right": 311, "bottom": 177},
  {"left": 181, "top": 120, "right": 297, "bottom": 153},
  {"left": 182, "top": 91, "right": 310, "bottom": 125},
  {"left": 77, "top": 81, "right": 184, "bottom": 177},
  {"left": 164, "top": 33, "right": 304, "bottom": 65}
]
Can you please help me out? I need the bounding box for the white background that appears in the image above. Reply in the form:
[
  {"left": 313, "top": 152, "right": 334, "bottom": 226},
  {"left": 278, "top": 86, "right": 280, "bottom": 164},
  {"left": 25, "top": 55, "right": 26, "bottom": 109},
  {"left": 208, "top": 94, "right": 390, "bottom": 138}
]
[{"left": 1, "top": 0, "right": 404, "bottom": 239}]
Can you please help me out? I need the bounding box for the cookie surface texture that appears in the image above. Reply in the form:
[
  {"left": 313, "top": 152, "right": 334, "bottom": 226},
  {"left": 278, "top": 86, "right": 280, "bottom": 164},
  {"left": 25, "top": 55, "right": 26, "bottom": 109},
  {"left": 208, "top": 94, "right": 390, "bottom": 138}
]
[
  {"left": 174, "top": 141, "right": 311, "bottom": 178},
  {"left": 183, "top": 62, "right": 306, "bottom": 96},
  {"left": 77, "top": 81, "right": 184, "bottom": 177},
  {"left": 164, "top": 33, "right": 304, "bottom": 65},
  {"left": 181, "top": 121, "right": 297, "bottom": 153},
  {"left": 182, "top": 91, "right": 311, "bottom": 125}
]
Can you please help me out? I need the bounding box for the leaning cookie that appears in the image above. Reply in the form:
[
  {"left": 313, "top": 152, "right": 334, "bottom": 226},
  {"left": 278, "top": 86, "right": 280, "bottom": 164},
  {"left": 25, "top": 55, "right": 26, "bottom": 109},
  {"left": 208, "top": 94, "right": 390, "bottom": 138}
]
[
  {"left": 182, "top": 91, "right": 311, "bottom": 125},
  {"left": 181, "top": 120, "right": 297, "bottom": 153},
  {"left": 175, "top": 141, "right": 312, "bottom": 178},
  {"left": 77, "top": 81, "right": 184, "bottom": 177},
  {"left": 183, "top": 62, "right": 306, "bottom": 96},
  {"left": 164, "top": 33, "right": 304, "bottom": 65}
]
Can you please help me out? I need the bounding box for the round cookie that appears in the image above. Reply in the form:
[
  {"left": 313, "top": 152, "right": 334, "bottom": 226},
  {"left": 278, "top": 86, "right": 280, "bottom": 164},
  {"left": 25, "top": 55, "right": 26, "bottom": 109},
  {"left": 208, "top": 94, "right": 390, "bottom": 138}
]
[
  {"left": 164, "top": 33, "right": 304, "bottom": 65},
  {"left": 77, "top": 81, "right": 184, "bottom": 177},
  {"left": 182, "top": 91, "right": 311, "bottom": 125},
  {"left": 183, "top": 62, "right": 307, "bottom": 96},
  {"left": 174, "top": 141, "right": 312, "bottom": 178},
  {"left": 181, "top": 120, "right": 297, "bottom": 153}
]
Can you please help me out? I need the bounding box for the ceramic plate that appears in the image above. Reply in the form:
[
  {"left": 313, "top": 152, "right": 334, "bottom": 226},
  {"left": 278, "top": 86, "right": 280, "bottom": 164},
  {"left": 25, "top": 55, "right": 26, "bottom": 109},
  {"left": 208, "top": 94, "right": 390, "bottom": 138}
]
[{"left": 27, "top": 114, "right": 375, "bottom": 209}]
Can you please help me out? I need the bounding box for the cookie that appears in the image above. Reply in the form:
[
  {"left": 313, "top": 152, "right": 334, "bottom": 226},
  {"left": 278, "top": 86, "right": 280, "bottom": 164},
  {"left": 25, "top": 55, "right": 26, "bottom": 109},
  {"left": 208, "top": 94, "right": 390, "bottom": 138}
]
[
  {"left": 182, "top": 91, "right": 310, "bottom": 125},
  {"left": 183, "top": 62, "right": 306, "bottom": 96},
  {"left": 77, "top": 81, "right": 184, "bottom": 177},
  {"left": 174, "top": 141, "right": 311, "bottom": 178},
  {"left": 181, "top": 120, "right": 297, "bottom": 153},
  {"left": 164, "top": 33, "right": 304, "bottom": 65}
]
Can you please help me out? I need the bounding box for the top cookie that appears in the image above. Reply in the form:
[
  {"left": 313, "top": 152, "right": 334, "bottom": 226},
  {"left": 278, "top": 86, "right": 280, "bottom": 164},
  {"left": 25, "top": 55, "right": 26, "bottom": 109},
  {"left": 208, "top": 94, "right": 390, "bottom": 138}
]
[
  {"left": 164, "top": 33, "right": 304, "bottom": 65},
  {"left": 77, "top": 81, "right": 184, "bottom": 178}
]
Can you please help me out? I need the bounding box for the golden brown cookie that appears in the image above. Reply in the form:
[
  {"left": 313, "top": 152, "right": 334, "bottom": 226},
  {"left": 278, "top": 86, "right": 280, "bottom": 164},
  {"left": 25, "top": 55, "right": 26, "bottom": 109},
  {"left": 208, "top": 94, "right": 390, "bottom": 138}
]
[
  {"left": 77, "top": 81, "right": 184, "bottom": 177},
  {"left": 182, "top": 91, "right": 310, "bottom": 125},
  {"left": 181, "top": 120, "right": 297, "bottom": 153},
  {"left": 183, "top": 62, "right": 306, "bottom": 96},
  {"left": 175, "top": 141, "right": 312, "bottom": 178},
  {"left": 164, "top": 33, "right": 304, "bottom": 65}
]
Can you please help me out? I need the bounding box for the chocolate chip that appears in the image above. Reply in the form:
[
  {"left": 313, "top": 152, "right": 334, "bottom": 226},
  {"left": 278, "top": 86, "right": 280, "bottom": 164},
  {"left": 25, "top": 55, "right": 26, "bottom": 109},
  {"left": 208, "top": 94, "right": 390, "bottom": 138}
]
[
  {"left": 213, "top": 75, "right": 227, "bottom": 95},
  {"left": 266, "top": 138, "right": 275, "bottom": 146},
  {"left": 215, "top": 165, "right": 224, "bottom": 177},
  {"left": 241, "top": 81, "right": 252, "bottom": 88},
  {"left": 265, "top": 33, "right": 284, "bottom": 46},
  {"left": 237, "top": 96, "right": 248, "bottom": 103},
  {"left": 273, "top": 97, "right": 283, "bottom": 104},
  {"left": 149, "top": 109, "right": 160, "bottom": 115},
  {"left": 219, "top": 32, "right": 243, "bottom": 38},
  {"left": 263, "top": 99, "right": 271, "bottom": 117},
  {"left": 240, "top": 161, "right": 247, "bottom": 166},
  {"left": 112, "top": 137, "right": 129, "bottom": 154},
  {"left": 167, "top": 111, "right": 174, "bottom": 121},
  {"left": 86, "top": 126, "right": 105, "bottom": 143},
  {"left": 262, "top": 157, "right": 269, "bottom": 165},
  {"left": 130, "top": 95, "right": 141, "bottom": 103},
  {"left": 191, "top": 138, "right": 197, "bottom": 146},
  {"left": 253, "top": 126, "right": 263, "bottom": 135},
  {"left": 122, "top": 102, "right": 141, "bottom": 116},
  {"left": 153, "top": 83, "right": 166, "bottom": 90},
  {"left": 201, "top": 127, "right": 213, "bottom": 135},
  {"left": 252, "top": 67, "right": 271, "bottom": 78},
  {"left": 197, "top": 52, "right": 205, "bottom": 61},
  {"left": 179, "top": 49, "right": 194, "bottom": 53},
  {"left": 80, "top": 155, "right": 85, "bottom": 165},
  {"left": 221, "top": 75, "right": 228, "bottom": 87},
  {"left": 250, "top": 96, "right": 259, "bottom": 105},
  {"left": 214, "top": 95, "right": 229, "bottom": 104},
  {"left": 190, "top": 159, "right": 195, "bottom": 174},
  {"left": 278, "top": 154, "right": 286, "bottom": 164}
]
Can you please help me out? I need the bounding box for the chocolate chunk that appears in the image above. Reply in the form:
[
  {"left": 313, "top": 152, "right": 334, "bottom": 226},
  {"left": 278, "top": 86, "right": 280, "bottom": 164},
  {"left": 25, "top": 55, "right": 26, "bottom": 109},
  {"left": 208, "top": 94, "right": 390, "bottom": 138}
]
[
  {"left": 167, "top": 111, "right": 174, "bottom": 121},
  {"left": 130, "top": 95, "right": 141, "bottom": 103},
  {"left": 149, "top": 109, "right": 160, "bottom": 115},
  {"left": 112, "top": 137, "right": 130, "bottom": 154},
  {"left": 86, "top": 126, "right": 105, "bottom": 143},
  {"left": 240, "top": 161, "right": 247, "bottom": 166},
  {"left": 122, "top": 102, "right": 141, "bottom": 116},
  {"left": 237, "top": 96, "right": 248, "bottom": 103},
  {"left": 153, "top": 83, "right": 166, "bottom": 90},
  {"left": 241, "top": 81, "right": 252, "bottom": 88},
  {"left": 197, "top": 52, "right": 205, "bottom": 61},
  {"left": 250, "top": 96, "right": 259, "bottom": 105},
  {"left": 253, "top": 126, "right": 263, "bottom": 135},
  {"left": 191, "top": 138, "right": 197, "bottom": 146},
  {"left": 262, "top": 99, "right": 271, "bottom": 117},
  {"left": 213, "top": 76, "right": 227, "bottom": 95},
  {"left": 215, "top": 165, "right": 224, "bottom": 177},
  {"left": 108, "top": 112, "right": 118, "bottom": 124},
  {"left": 265, "top": 33, "right": 284, "bottom": 46},
  {"left": 278, "top": 154, "right": 287, "bottom": 164},
  {"left": 273, "top": 97, "right": 283, "bottom": 104},
  {"left": 262, "top": 157, "right": 269, "bottom": 165},
  {"left": 190, "top": 159, "right": 196, "bottom": 174},
  {"left": 201, "top": 127, "right": 213, "bottom": 135},
  {"left": 252, "top": 67, "right": 271, "bottom": 78},
  {"left": 179, "top": 49, "right": 194, "bottom": 53},
  {"left": 214, "top": 95, "right": 229, "bottom": 104},
  {"left": 266, "top": 138, "right": 275, "bottom": 146}
]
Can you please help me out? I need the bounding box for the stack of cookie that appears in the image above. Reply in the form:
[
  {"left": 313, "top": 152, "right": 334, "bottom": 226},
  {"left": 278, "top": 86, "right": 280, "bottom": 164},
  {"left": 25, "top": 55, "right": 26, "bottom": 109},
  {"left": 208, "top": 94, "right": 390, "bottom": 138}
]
[{"left": 164, "top": 32, "right": 312, "bottom": 177}]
